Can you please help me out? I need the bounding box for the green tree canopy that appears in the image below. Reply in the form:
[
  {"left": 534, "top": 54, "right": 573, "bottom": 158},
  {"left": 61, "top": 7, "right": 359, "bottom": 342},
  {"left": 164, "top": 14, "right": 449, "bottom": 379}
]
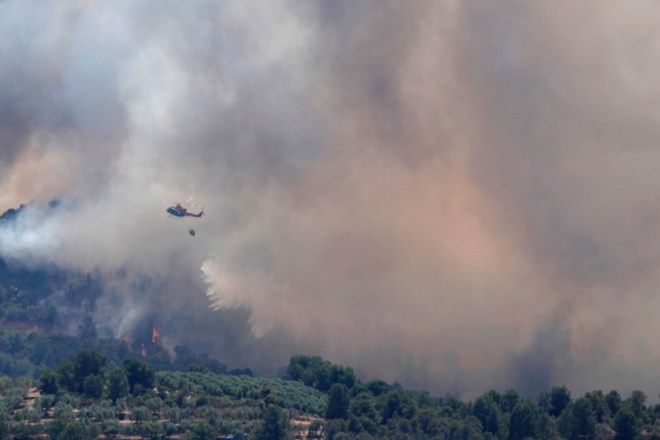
[
  {"left": 254, "top": 404, "right": 291, "bottom": 440},
  {"left": 549, "top": 386, "right": 571, "bottom": 417},
  {"left": 38, "top": 368, "right": 58, "bottom": 395},
  {"left": 509, "top": 400, "right": 539, "bottom": 440},
  {"left": 288, "top": 355, "right": 356, "bottom": 392},
  {"left": 614, "top": 406, "right": 640, "bottom": 440},
  {"left": 73, "top": 350, "right": 106, "bottom": 383},
  {"left": 107, "top": 366, "right": 129, "bottom": 403},
  {"left": 122, "top": 358, "right": 155, "bottom": 394},
  {"left": 560, "top": 397, "right": 596, "bottom": 440},
  {"left": 326, "top": 383, "right": 350, "bottom": 420}
]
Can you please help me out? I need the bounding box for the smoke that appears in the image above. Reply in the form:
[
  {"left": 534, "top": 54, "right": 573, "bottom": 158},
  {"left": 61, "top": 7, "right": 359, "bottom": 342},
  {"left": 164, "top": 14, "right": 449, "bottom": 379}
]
[{"left": 2, "top": 0, "right": 660, "bottom": 398}]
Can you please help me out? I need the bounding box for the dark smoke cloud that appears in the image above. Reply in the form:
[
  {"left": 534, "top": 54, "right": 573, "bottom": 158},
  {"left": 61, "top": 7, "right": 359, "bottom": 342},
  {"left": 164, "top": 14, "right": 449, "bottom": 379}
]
[
  {"left": 506, "top": 318, "right": 575, "bottom": 397},
  {"left": 2, "top": 0, "right": 660, "bottom": 398}
]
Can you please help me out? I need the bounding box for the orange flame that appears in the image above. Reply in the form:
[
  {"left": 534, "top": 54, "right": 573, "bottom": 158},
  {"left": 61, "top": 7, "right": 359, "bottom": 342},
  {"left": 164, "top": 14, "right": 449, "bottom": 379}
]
[{"left": 152, "top": 327, "right": 159, "bottom": 343}]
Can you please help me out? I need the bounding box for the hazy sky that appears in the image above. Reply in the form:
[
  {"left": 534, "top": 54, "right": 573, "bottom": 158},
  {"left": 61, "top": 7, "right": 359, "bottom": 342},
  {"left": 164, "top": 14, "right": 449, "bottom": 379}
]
[{"left": 2, "top": 0, "right": 660, "bottom": 398}]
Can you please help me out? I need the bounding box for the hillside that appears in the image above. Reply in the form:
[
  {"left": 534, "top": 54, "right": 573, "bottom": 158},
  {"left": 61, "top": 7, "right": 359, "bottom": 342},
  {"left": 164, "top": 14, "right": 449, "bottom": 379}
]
[
  {"left": 1, "top": 363, "right": 326, "bottom": 439},
  {"left": 0, "top": 350, "right": 658, "bottom": 439},
  {"left": 2, "top": 206, "right": 660, "bottom": 439}
]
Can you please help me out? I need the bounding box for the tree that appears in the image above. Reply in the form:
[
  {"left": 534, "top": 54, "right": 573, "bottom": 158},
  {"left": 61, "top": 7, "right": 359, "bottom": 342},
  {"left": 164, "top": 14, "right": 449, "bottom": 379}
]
[
  {"left": 560, "top": 397, "right": 595, "bottom": 440},
  {"left": 39, "top": 368, "right": 59, "bottom": 394},
  {"left": 57, "top": 361, "right": 76, "bottom": 392},
  {"left": 190, "top": 421, "right": 216, "bottom": 440},
  {"left": 536, "top": 412, "right": 561, "bottom": 440},
  {"left": 145, "top": 396, "right": 164, "bottom": 418},
  {"left": 584, "top": 390, "right": 607, "bottom": 423},
  {"left": 549, "top": 386, "right": 571, "bottom": 417},
  {"left": 287, "top": 355, "right": 331, "bottom": 391},
  {"left": 130, "top": 406, "right": 151, "bottom": 424},
  {"left": 349, "top": 393, "right": 380, "bottom": 435},
  {"left": 414, "top": 407, "right": 444, "bottom": 438},
  {"left": 606, "top": 391, "right": 622, "bottom": 415},
  {"left": 122, "top": 358, "right": 155, "bottom": 394},
  {"left": 614, "top": 406, "right": 640, "bottom": 440},
  {"left": 348, "top": 394, "right": 378, "bottom": 422},
  {"left": 107, "top": 366, "right": 129, "bottom": 404},
  {"left": 53, "top": 403, "right": 75, "bottom": 422},
  {"left": 254, "top": 404, "right": 291, "bottom": 440},
  {"left": 627, "top": 391, "right": 646, "bottom": 419},
  {"left": 573, "top": 398, "right": 596, "bottom": 440},
  {"left": 366, "top": 380, "right": 390, "bottom": 397},
  {"left": 474, "top": 394, "right": 504, "bottom": 436},
  {"left": 56, "top": 421, "right": 85, "bottom": 440},
  {"left": 287, "top": 355, "right": 357, "bottom": 392},
  {"left": 82, "top": 374, "right": 103, "bottom": 398},
  {"left": 509, "top": 401, "right": 539, "bottom": 440},
  {"left": 73, "top": 350, "right": 106, "bottom": 385},
  {"left": 501, "top": 390, "right": 521, "bottom": 413},
  {"left": 330, "top": 365, "right": 357, "bottom": 389},
  {"left": 327, "top": 384, "right": 350, "bottom": 420}
]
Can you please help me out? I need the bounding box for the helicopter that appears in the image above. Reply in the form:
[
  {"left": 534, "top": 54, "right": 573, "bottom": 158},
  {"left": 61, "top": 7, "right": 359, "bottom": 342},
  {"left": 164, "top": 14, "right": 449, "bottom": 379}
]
[
  {"left": 166, "top": 203, "right": 204, "bottom": 218},
  {"left": 166, "top": 203, "right": 204, "bottom": 236}
]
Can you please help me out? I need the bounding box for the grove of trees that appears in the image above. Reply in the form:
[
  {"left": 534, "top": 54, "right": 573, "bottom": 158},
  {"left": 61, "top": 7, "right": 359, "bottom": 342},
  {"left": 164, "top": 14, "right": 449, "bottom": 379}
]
[
  {"left": 1, "top": 247, "right": 659, "bottom": 439},
  {"left": 0, "top": 351, "right": 656, "bottom": 439}
]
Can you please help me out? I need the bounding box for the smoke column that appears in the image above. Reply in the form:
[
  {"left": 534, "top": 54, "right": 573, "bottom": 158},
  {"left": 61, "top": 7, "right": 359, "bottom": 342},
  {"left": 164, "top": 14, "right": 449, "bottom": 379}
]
[{"left": 2, "top": 0, "right": 660, "bottom": 398}]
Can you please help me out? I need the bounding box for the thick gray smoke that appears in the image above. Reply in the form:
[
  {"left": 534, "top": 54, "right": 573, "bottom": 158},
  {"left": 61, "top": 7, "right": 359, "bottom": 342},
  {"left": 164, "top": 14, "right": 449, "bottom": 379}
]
[{"left": 2, "top": 0, "right": 660, "bottom": 399}]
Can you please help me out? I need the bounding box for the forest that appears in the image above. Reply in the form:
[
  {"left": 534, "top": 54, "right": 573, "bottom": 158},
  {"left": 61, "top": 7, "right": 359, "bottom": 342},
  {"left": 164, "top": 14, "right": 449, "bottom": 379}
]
[
  {"left": 0, "top": 248, "right": 658, "bottom": 439},
  {"left": 0, "top": 350, "right": 656, "bottom": 439}
]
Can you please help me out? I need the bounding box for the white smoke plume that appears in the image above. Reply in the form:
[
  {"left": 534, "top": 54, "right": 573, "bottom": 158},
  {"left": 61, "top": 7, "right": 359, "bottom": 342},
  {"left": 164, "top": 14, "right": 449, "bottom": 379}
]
[{"left": 2, "top": 0, "right": 660, "bottom": 398}]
